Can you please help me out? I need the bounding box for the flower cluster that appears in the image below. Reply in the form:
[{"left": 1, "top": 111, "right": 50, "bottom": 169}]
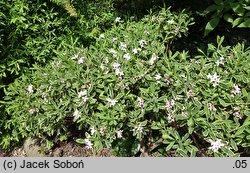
[
  {"left": 112, "top": 63, "right": 124, "bottom": 78},
  {"left": 137, "top": 97, "right": 145, "bottom": 110},
  {"left": 133, "top": 125, "right": 144, "bottom": 133},
  {"left": 84, "top": 138, "right": 93, "bottom": 150},
  {"left": 208, "top": 139, "right": 225, "bottom": 152},
  {"left": 106, "top": 97, "right": 118, "bottom": 107},
  {"left": 116, "top": 130, "right": 123, "bottom": 139},
  {"left": 207, "top": 103, "right": 217, "bottom": 112},
  {"left": 207, "top": 73, "right": 221, "bottom": 87},
  {"left": 215, "top": 57, "right": 225, "bottom": 66},
  {"left": 27, "top": 84, "right": 34, "bottom": 94},
  {"left": 167, "top": 113, "right": 175, "bottom": 122},
  {"left": 233, "top": 106, "right": 242, "bottom": 119},
  {"left": 154, "top": 74, "right": 162, "bottom": 84},
  {"left": 149, "top": 54, "right": 159, "bottom": 65},
  {"left": 78, "top": 90, "right": 88, "bottom": 103},
  {"left": 231, "top": 84, "right": 241, "bottom": 96},
  {"left": 165, "top": 99, "right": 176, "bottom": 110}
]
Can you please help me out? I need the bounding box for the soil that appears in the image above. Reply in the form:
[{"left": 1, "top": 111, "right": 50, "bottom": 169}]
[{"left": 0, "top": 139, "right": 114, "bottom": 157}]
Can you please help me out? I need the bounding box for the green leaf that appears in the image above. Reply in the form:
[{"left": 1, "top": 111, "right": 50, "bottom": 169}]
[
  {"left": 229, "top": 2, "right": 245, "bottom": 16},
  {"left": 204, "top": 17, "right": 220, "bottom": 37},
  {"left": 235, "top": 127, "right": 245, "bottom": 136},
  {"left": 246, "top": 135, "right": 250, "bottom": 140},
  {"left": 218, "top": 98, "right": 230, "bottom": 107},
  {"left": 176, "top": 148, "right": 188, "bottom": 157},
  {"left": 94, "top": 140, "right": 103, "bottom": 152},
  {"left": 165, "top": 141, "right": 175, "bottom": 152},
  {"left": 221, "top": 147, "right": 235, "bottom": 156},
  {"left": 243, "top": 6, "right": 250, "bottom": 11},
  {"left": 230, "top": 139, "right": 238, "bottom": 151},
  {"left": 214, "top": 0, "right": 223, "bottom": 5},
  {"left": 223, "top": 14, "right": 234, "bottom": 24},
  {"left": 131, "top": 140, "right": 140, "bottom": 155},
  {"left": 204, "top": 4, "right": 222, "bottom": 14},
  {"left": 187, "top": 118, "right": 194, "bottom": 127},
  {"left": 216, "top": 35, "right": 225, "bottom": 46},
  {"left": 238, "top": 19, "right": 250, "bottom": 28},
  {"left": 76, "top": 138, "right": 85, "bottom": 144},
  {"left": 232, "top": 17, "right": 244, "bottom": 27},
  {"left": 242, "top": 143, "right": 250, "bottom": 147}
]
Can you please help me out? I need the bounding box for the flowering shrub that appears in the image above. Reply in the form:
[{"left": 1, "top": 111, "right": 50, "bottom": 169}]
[{"left": 3, "top": 8, "right": 250, "bottom": 157}]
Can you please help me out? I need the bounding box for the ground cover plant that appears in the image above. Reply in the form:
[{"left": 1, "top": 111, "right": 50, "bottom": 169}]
[
  {"left": 2, "top": 6, "right": 250, "bottom": 157},
  {"left": 0, "top": 0, "right": 249, "bottom": 157}
]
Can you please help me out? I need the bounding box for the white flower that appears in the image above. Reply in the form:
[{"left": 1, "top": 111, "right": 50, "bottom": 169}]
[
  {"left": 78, "top": 57, "right": 85, "bottom": 64},
  {"left": 73, "top": 109, "right": 81, "bottom": 120},
  {"left": 186, "top": 90, "right": 193, "bottom": 99},
  {"left": 109, "top": 48, "right": 117, "bottom": 55},
  {"left": 115, "top": 17, "right": 121, "bottom": 23},
  {"left": 56, "top": 61, "right": 61, "bottom": 67},
  {"left": 84, "top": 138, "right": 93, "bottom": 150},
  {"left": 116, "top": 130, "right": 123, "bottom": 139},
  {"left": 112, "top": 63, "right": 124, "bottom": 77},
  {"left": 174, "top": 27, "right": 180, "bottom": 33},
  {"left": 170, "top": 99, "right": 176, "bottom": 106},
  {"left": 82, "top": 96, "right": 88, "bottom": 103},
  {"left": 90, "top": 127, "right": 96, "bottom": 135},
  {"left": 207, "top": 73, "right": 221, "bottom": 87},
  {"left": 167, "top": 113, "right": 174, "bottom": 122},
  {"left": 27, "top": 84, "right": 34, "bottom": 94},
  {"left": 132, "top": 48, "right": 141, "bottom": 54},
  {"left": 208, "top": 139, "right": 225, "bottom": 152},
  {"left": 151, "top": 15, "right": 157, "bottom": 21},
  {"left": 71, "top": 53, "right": 79, "bottom": 60},
  {"left": 233, "top": 106, "right": 242, "bottom": 119},
  {"left": 100, "top": 127, "right": 106, "bottom": 136},
  {"left": 207, "top": 103, "right": 217, "bottom": 112},
  {"left": 104, "top": 57, "right": 109, "bottom": 64},
  {"left": 165, "top": 99, "right": 175, "bottom": 111},
  {"left": 144, "top": 30, "right": 150, "bottom": 35},
  {"left": 29, "top": 108, "right": 37, "bottom": 114},
  {"left": 123, "top": 53, "right": 131, "bottom": 60},
  {"left": 154, "top": 74, "right": 161, "bottom": 81},
  {"left": 181, "top": 111, "right": 188, "bottom": 117},
  {"left": 133, "top": 125, "right": 143, "bottom": 133},
  {"left": 78, "top": 90, "right": 87, "bottom": 98},
  {"left": 165, "top": 102, "right": 172, "bottom": 110},
  {"left": 106, "top": 98, "right": 118, "bottom": 107},
  {"left": 112, "top": 63, "right": 121, "bottom": 69},
  {"left": 115, "top": 68, "right": 124, "bottom": 77},
  {"left": 149, "top": 54, "right": 158, "bottom": 65},
  {"left": 164, "top": 75, "right": 173, "bottom": 85},
  {"left": 99, "top": 34, "right": 105, "bottom": 38},
  {"left": 139, "top": 39, "right": 147, "bottom": 48},
  {"left": 119, "top": 42, "right": 127, "bottom": 51},
  {"left": 117, "top": 82, "right": 129, "bottom": 89},
  {"left": 215, "top": 57, "right": 225, "bottom": 66},
  {"left": 42, "top": 92, "right": 48, "bottom": 103},
  {"left": 78, "top": 90, "right": 89, "bottom": 102},
  {"left": 231, "top": 84, "right": 241, "bottom": 95},
  {"left": 137, "top": 97, "right": 145, "bottom": 109},
  {"left": 112, "top": 37, "right": 117, "bottom": 43}
]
